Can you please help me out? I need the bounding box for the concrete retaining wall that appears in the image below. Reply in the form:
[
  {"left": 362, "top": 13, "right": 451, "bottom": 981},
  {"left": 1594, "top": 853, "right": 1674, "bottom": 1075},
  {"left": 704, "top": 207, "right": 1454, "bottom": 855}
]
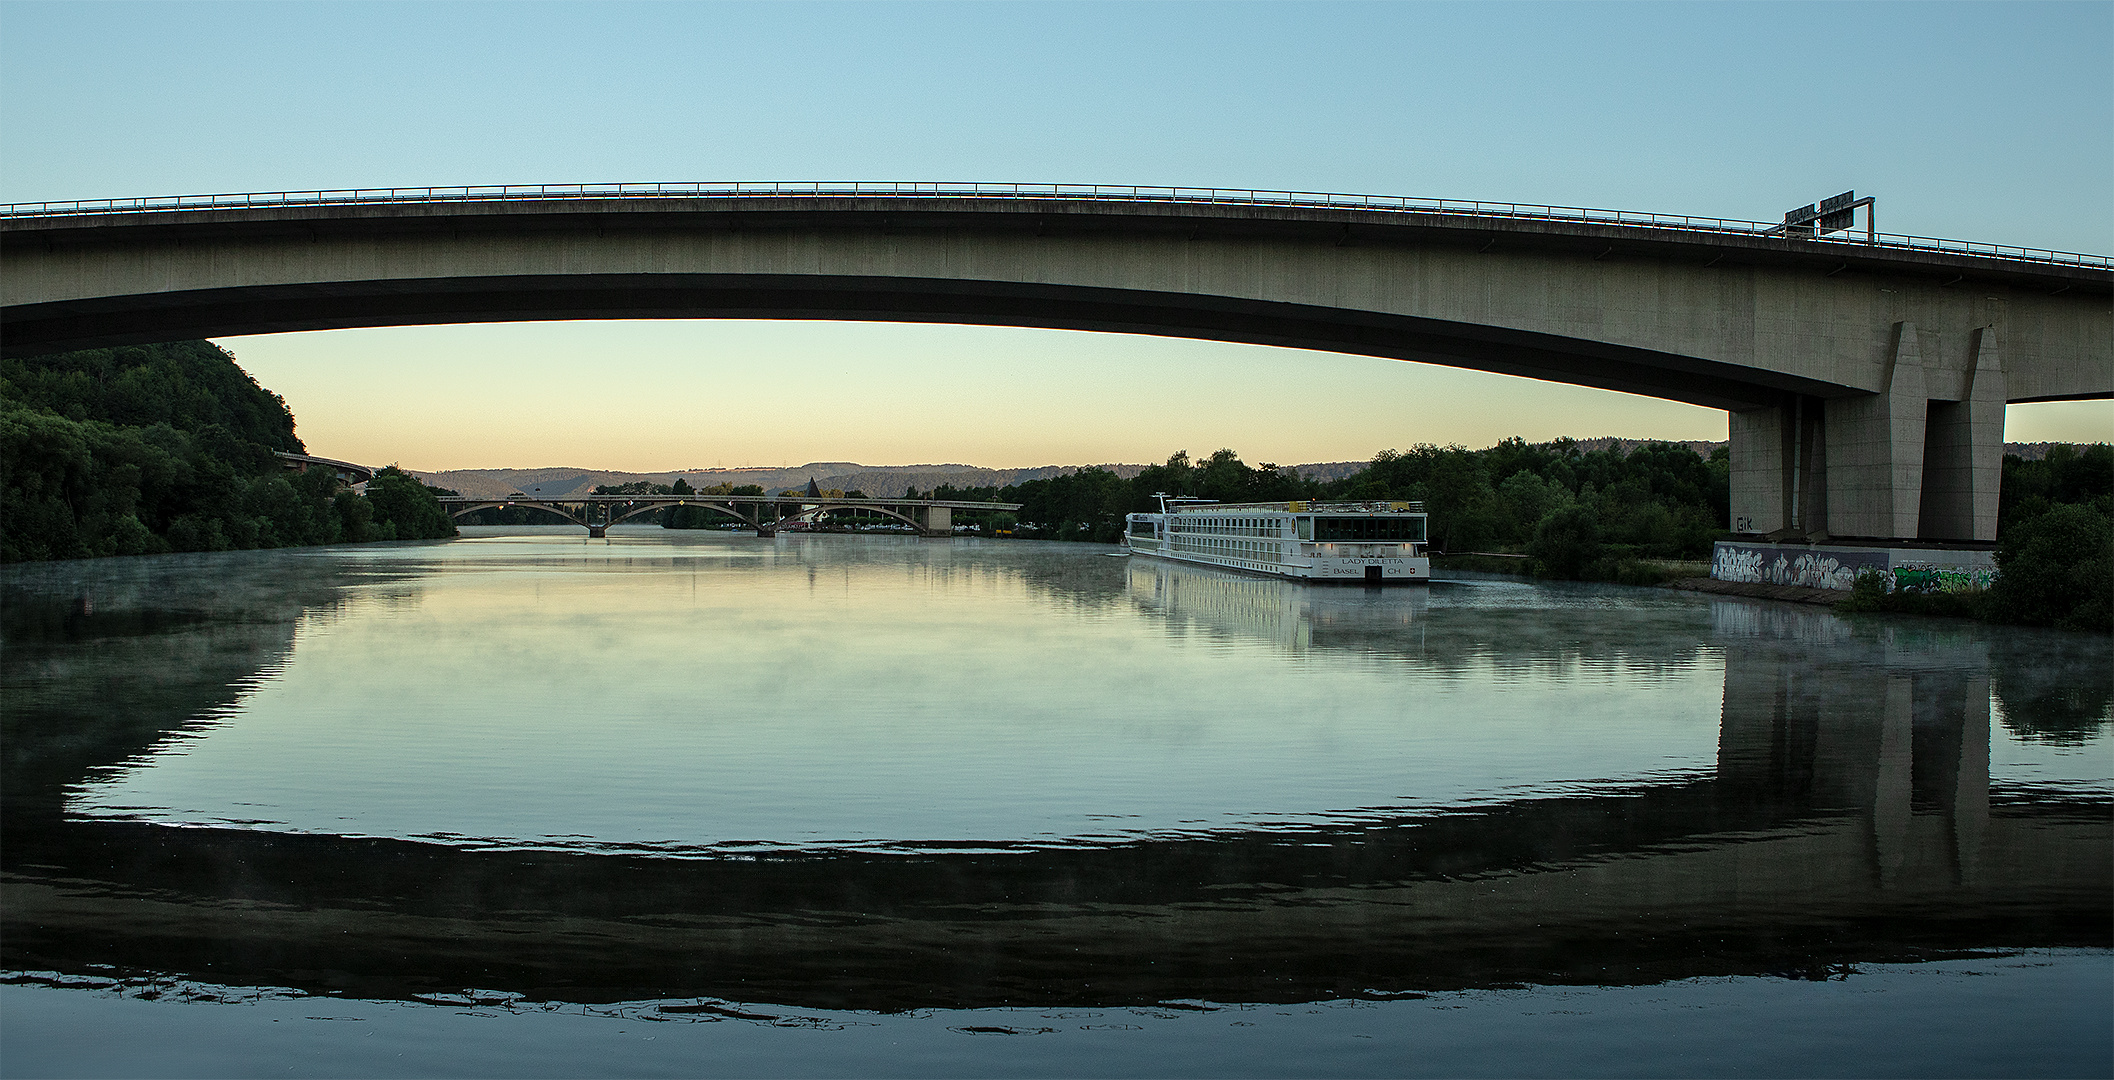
[{"left": 1711, "top": 540, "right": 1996, "bottom": 592}]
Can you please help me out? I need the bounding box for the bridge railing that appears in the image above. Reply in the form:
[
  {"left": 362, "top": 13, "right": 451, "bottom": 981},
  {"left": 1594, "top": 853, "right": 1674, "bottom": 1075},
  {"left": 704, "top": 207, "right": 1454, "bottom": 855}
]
[{"left": 2, "top": 182, "right": 2106, "bottom": 270}]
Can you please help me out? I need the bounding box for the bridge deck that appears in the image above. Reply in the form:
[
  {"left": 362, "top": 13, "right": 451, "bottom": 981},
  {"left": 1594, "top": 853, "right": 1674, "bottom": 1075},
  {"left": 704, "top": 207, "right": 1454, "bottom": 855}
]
[{"left": 5, "top": 182, "right": 2107, "bottom": 272}]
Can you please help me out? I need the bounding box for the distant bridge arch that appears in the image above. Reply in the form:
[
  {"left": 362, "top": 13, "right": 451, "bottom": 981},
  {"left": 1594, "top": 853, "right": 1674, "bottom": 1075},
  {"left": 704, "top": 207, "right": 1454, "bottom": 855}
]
[
  {"left": 440, "top": 493, "right": 1017, "bottom": 537},
  {"left": 5, "top": 184, "right": 2107, "bottom": 544},
  {"left": 602, "top": 500, "right": 763, "bottom": 531},
  {"left": 444, "top": 500, "right": 595, "bottom": 531}
]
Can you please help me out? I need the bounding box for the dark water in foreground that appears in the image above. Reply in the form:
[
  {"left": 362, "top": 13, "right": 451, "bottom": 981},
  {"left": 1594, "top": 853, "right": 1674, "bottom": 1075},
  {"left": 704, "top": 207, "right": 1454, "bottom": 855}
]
[{"left": 3, "top": 527, "right": 2108, "bottom": 1077}]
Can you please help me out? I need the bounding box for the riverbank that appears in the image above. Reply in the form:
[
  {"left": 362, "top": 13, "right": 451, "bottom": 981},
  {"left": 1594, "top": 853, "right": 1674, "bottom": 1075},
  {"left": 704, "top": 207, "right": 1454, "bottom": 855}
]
[
  {"left": 1432, "top": 553, "right": 1711, "bottom": 587},
  {"left": 1664, "top": 576, "right": 1846, "bottom": 607}
]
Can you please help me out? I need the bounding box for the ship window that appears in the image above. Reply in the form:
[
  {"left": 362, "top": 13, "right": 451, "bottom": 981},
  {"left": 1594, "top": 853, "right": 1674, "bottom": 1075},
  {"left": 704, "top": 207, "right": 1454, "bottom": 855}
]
[{"left": 1313, "top": 517, "right": 1427, "bottom": 542}]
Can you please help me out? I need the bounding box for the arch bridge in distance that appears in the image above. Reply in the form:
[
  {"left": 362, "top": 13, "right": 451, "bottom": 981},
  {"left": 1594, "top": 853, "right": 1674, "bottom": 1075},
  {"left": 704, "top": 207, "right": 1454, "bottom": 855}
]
[{"left": 438, "top": 492, "right": 1019, "bottom": 538}]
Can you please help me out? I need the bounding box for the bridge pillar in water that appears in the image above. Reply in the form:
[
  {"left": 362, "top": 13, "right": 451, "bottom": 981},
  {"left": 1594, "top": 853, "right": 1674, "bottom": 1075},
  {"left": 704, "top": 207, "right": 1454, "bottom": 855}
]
[
  {"left": 755, "top": 503, "right": 783, "bottom": 537},
  {"left": 912, "top": 505, "right": 951, "bottom": 537},
  {"left": 588, "top": 525, "right": 607, "bottom": 538},
  {"left": 1729, "top": 323, "right": 2004, "bottom": 544}
]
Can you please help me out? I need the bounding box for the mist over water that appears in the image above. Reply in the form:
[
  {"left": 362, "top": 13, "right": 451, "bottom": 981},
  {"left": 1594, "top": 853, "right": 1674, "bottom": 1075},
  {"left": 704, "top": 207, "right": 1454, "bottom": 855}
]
[{"left": 4, "top": 527, "right": 2108, "bottom": 1077}]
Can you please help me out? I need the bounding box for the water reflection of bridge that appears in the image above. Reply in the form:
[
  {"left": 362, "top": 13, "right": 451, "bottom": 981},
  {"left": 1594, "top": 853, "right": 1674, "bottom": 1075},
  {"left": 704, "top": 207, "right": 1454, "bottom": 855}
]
[
  {"left": 2, "top": 556, "right": 2105, "bottom": 1010},
  {"left": 1128, "top": 560, "right": 2084, "bottom": 890}
]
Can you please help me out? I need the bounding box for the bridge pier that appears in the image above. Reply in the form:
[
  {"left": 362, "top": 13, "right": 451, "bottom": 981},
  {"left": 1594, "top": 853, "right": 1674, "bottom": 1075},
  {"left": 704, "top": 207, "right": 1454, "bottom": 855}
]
[
  {"left": 911, "top": 505, "right": 951, "bottom": 537},
  {"left": 588, "top": 525, "right": 607, "bottom": 538},
  {"left": 1730, "top": 323, "right": 2005, "bottom": 545},
  {"left": 755, "top": 502, "right": 783, "bottom": 537}
]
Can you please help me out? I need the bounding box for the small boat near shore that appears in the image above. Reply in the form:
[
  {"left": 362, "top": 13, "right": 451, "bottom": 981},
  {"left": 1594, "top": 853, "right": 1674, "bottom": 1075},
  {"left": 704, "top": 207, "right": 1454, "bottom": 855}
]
[{"left": 1124, "top": 496, "right": 1430, "bottom": 583}]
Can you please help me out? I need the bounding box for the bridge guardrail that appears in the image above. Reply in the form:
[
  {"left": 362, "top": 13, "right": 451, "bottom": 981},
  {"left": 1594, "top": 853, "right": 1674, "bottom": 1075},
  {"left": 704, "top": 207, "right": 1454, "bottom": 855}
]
[{"left": 2, "top": 182, "right": 2105, "bottom": 271}]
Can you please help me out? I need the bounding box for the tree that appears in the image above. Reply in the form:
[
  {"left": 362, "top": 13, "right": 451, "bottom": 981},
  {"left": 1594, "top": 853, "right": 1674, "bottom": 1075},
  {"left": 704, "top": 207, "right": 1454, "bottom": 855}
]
[
  {"left": 364, "top": 466, "right": 458, "bottom": 541},
  {"left": 1528, "top": 505, "right": 1605, "bottom": 579},
  {"left": 1, "top": 340, "right": 303, "bottom": 453},
  {"left": 1986, "top": 503, "right": 2113, "bottom": 632}
]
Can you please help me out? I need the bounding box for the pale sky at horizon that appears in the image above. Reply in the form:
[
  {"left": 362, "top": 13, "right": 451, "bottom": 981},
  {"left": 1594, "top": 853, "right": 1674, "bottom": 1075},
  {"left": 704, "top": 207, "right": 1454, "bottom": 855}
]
[{"left": 5, "top": 1, "right": 2109, "bottom": 471}]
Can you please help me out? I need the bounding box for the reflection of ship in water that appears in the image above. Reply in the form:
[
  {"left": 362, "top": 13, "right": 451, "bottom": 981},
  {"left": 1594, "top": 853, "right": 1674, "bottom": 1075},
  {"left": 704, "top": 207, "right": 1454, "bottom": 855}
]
[
  {"left": 1125, "top": 557, "right": 1422, "bottom": 655},
  {"left": 2, "top": 558, "right": 2106, "bottom": 1011}
]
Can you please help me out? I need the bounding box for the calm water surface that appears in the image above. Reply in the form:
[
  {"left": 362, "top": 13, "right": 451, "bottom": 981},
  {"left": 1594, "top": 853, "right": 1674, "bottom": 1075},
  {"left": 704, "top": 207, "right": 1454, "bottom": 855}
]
[{"left": 4, "top": 527, "right": 2108, "bottom": 1077}]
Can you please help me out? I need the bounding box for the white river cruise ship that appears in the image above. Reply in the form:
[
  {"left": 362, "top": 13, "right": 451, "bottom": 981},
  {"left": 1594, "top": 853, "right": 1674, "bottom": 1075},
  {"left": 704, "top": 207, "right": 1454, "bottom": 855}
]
[{"left": 1124, "top": 498, "right": 1430, "bottom": 583}]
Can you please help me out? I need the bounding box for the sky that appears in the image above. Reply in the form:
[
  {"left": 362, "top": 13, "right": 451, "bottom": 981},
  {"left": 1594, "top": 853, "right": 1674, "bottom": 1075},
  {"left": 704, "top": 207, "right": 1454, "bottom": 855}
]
[{"left": 3, "top": 1, "right": 2108, "bottom": 471}]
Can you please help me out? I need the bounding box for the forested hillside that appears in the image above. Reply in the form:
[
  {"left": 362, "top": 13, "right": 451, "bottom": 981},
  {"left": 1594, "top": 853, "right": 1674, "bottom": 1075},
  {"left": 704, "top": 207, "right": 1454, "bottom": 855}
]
[{"left": 1, "top": 341, "right": 455, "bottom": 561}]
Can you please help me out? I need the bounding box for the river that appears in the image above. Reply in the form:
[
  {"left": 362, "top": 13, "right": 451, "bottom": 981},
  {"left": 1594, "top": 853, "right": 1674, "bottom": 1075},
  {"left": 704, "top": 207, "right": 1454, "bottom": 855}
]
[{"left": 3, "top": 527, "right": 2108, "bottom": 1077}]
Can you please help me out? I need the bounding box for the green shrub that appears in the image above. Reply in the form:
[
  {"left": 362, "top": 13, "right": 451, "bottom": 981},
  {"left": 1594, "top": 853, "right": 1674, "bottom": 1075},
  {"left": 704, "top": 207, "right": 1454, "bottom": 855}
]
[
  {"left": 1838, "top": 568, "right": 1989, "bottom": 620},
  {"left": 1528, "top": 506, "right": 1604, "bottom": 579},
  {"left": 1988, "top": 503, "right": 2113, "bottom": 632}
]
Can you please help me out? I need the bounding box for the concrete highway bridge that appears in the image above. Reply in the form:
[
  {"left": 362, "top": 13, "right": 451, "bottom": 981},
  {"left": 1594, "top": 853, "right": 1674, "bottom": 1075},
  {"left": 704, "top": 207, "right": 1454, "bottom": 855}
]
[
  {"left": 439, "top": 492, "right": 1019, "bottom": 537},
  {"left": 4, "top": 183, "right": 2108, "bottom": 547}
]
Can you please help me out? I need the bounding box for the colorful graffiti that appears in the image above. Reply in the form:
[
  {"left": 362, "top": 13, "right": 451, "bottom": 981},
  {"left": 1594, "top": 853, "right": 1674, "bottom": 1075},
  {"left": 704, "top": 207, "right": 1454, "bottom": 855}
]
[{"left": 1889, "top": 562, "right": 1996, "bottom": 594}]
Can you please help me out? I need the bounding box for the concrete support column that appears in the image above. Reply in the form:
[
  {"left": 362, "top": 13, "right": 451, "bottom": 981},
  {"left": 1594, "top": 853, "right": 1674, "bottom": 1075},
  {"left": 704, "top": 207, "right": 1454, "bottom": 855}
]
[
  {"left": 1728, "top": 407, "right": 1785, "bottom": 535},
  {"left": 1729, "top": 395, "right": 1828, "bottom": 538},
  {"left": 1824, "top": 322, "right": 1929, "bottom": 541},
  {"left": 1919, "top": 328, "right": 2006, "bottom": 542},
  {"left": 913, "top": 505, "right": 952, "bottom": 537}
]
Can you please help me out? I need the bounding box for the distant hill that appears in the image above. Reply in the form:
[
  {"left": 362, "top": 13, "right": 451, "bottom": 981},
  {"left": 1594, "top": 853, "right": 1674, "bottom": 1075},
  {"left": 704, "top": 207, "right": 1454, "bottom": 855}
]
[
  {"left": 416, "top": 463, "right": 1141, "bottom": 500},
  {"left": 414, "top": 439, "right": 2098, "bottom": 499},
  {"left": 2002, "top": 441, "right": 2111, "bottom": 461},
  {"left": 415, "top": 460, "right": 1376, "bottom": 499}
]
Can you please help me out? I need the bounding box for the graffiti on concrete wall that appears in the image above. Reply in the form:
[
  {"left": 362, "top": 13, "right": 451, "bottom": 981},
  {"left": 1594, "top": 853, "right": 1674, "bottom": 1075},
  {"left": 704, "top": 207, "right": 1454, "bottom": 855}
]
[
  {"left": 1890, "top": 562, "right": 1996, "bottom": 594},
  {"left": 1713, "top": 542, "right": 1998, "bottom": 593},
  {"left": 1711, "top": 543, "right": 1889, "bottom": 590}
]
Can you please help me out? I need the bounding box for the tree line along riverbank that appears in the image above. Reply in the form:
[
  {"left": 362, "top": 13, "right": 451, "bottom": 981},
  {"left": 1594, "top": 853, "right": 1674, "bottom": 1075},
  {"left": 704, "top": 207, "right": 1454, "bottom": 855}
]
[
  {"left": 1, "top": 341, "right": 455, "bottom": 562},
  {"left": 562, "top": 438, "right": 2110, "bottom": 632}
]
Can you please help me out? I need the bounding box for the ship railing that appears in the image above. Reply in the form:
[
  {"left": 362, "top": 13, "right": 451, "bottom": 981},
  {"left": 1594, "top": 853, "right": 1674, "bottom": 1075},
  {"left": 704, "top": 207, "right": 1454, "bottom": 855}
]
[{"left": 1166, "top": 500, "right": 1426, "bottom": 514}]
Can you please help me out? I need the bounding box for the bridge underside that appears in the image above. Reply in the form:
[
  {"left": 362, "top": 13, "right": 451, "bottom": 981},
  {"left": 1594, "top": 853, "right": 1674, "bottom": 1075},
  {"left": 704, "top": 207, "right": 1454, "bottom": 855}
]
[
  {"left": 25, "top": 274, "right": 2058, "bottom": 543},
  {"left": 41, "top": 272, "right": 2057, "bottom": 543},
  {"left": 5, "top": 273, "right": 1842, "bottom": 412}
]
